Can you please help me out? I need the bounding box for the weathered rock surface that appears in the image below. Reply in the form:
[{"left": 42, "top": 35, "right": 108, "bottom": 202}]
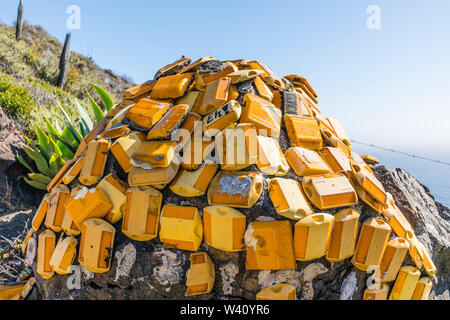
[{"left": 30, "top": 165, "right": 449, "bottom": 300}]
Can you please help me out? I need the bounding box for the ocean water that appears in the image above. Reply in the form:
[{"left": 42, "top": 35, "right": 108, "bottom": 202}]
[{"left": 352, "top": 145, "right": 450, "bottom": 207}]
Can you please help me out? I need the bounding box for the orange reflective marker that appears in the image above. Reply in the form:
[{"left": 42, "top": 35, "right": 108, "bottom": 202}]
[
  {"left": 61, "top": 157, "right": 84, "bottom": 185},
  {"left": 123, "top": 81, "right": 155, "bottom": 100},
  {"left": 389, "top": 266, "right": 421, "bottom": 300},
  {"left": 253, "top": 76, "right": 273, "bottom": 102},
  {"left": 50, "top": 236, "right": 78, "bottom": 275},
  {"left": 154, "top": 57, "right": 191, "bottom": 79},
  {"left": 245, "top": 220, "right": 296, "bottom": 270},
  {"left": 182, "top": 139, "right": 214, "bottom": 171},
  {"left": 207, "top": 171, "right": 264, "bottom": 208},
  {"left": 122, "top": 186, "right": 163, "bottom": 241},
  {"left": 64, "top": 186, "right": 113, "bottom": 230},
  {"left": 127, "top": 162, "right": 180, "bottom": 187},
  {"left": 176, "top": 91, "right": 202, "bottom": 114},
  {"left": 363, "top": 284, "right": 389, "bottom": 300},
  {"left": 200, "top": 77, "right": 231, "bottom": 115},
  {"left": 268, "top": 178, "right": 314, "bottom": 220},
  {"left": 320, "top": 126, "right": 351, "bottom": 157},
  {"left": 149, "top": 73, "right": 194, "bottom": 99},
  {"left": 241, "top": 93, "right": 282, "bottom": 138},
  {"left": 326, "top": 117, "right": 351, "bottom": 147},
  {"left": 411, "top": 278, "right": 433, "bottom": 300},
  {"left": 383, "top": 193, "right": 414, "bottom": 238},
  {"left": 352, "top": 218, "right": 391, "bottom": 271},
  {"left": 203, "top": 101, "right": 242, "bottom": 137},
  {"left": 302, "top": 173, "right": 358, "bottom": 210},
  {"left": 79, "top": 138, "right": 110, "bottom": 186},
  {"left": 45, "top": 185, "right": 70, "bottom": 233},
  {"left": 284, "top": 114, "right": 322, "bottom": 150},
  {"left": 132, "top": 141, "right": 177, "bottom": 168},
  {"left": 146, "top": 104, "right": 189, "bottom": 140},
  {"left": 227, "top": 69, "right": 264, "bottom": 84},
  {"left": 285, "top": 147, "right": 331, "bottom": 176},
  {"left": 247, "top": 60, "right": 285, "bottom": 90},
  {"left": 31, "top": 193, "right": 51, "bottom": 231},
  {"left": 319, "top": 147, "right": 351, "bottom": 175},
  {"left": 110, "top": 132, "right": 146, "bottom": 173},
  {"left": 124, "top": 98, "right": 171, "bottom": 129},
  {"left": 37, "top": 230, "right": 56, "bottom": 280},
  {"left": 350, "top": 161, "right": 387, "bottom": 205}
]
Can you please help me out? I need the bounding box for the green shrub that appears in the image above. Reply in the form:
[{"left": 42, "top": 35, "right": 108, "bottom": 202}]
[{"left": 0, "top": 74, "right": 36, "bottom": 120}]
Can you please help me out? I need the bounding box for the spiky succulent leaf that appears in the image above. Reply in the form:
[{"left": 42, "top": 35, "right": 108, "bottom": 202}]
[
  {"left": 85, "top": 89, "right": 105, "bottom": 123},
  {"left": 90, "top": 83, "right": 114, "bottom": 111}
]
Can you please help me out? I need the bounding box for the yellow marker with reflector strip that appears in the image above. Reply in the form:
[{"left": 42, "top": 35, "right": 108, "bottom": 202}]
[
  {"left": 98, "top": 173, "right": 128, "bottom": 224},
  {"left": 302, "top": 173, "right": 358, "bottom": 210},
  {"left": 207, "top": 171, "right": 264, "bottom": 208},
  {"left": 78, "top": 218, "right": 115, "bottom": 273},
  {"left": 294, "top": 213, "right": 334, "bottom": 261},
  {"left": 37, "top": 229, "right": 56, "bottom": 280},
  {"left": 45, "top": 185, "right": 70, "bottom": 233},
  {"left": 122, "top": 186, "right": 163, "bottom": 241},
  {"left": 389, "top": 266, "right": 421, "bottom": 300},
  {"left": 351, "top": 218, "right": 391, "bottom": 271},
  {"left": 285, "top": 147, "right": 331, "bottom": 176},
  {"left": 363, "top": 283, "right": 389, "bottom": 300},
  {"left": 185, "top": 252, "right": 215, "bottom": 296},
  {"left": 326, "top": 208, "right": 360, "bottom": 262},
  {"left": 110, "top": 132, "right": 146, "bottom": 173},
  {"left": 412, "top": 277, "right": 433, "bottom": 300},
  {"left": 284, "top": 114, "right": 322, "bottom": 150},
  {"left": 127, "top": 162, "right": 180, "bottom": 187},
  {"left": 245, "top": 220, "right": 296, "bottom": 270},
  {"left": 149, "top": 73, "right": 194, "bottom": 99},
  {"left": 159, "top": 205, "right": 203, "bottom": 251},
  {"left": 268, "top": 178, "right": 314, "bottom": 220},
  {"left": 257, "top": 136, "right": 290, "bottom": 176},
  {"left": 79, "top": 138, "right": 110, "bottom": 186},
  {"left": 31, "top": 193, "right": 51, "bottom": 231},
  {"left": 203, "top": 205, "right": 246, "bottom": 252},
  {"left": 64, "top": 186, "right": 113, "bottom": 230},
  {"left": 170, "top": 162, "right": 219, "bottom": 197},
  {"left": 256, "top": 284, "right": 296, "bottom": 300},
  {"left": 50, "top": 236, "right": 77, "bottom": 275},
  {"left": 378, "top": 238, "right": 410, "bottom": 282}
]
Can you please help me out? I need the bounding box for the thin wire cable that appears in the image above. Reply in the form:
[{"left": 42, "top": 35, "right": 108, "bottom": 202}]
[{"left": 351, "top": 140, "right": 450, "bottom": 166}]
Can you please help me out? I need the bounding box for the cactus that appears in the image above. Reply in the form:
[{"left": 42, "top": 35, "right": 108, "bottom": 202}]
[{"left": 17, "top": 84, "right": 114, "bottom": 190}]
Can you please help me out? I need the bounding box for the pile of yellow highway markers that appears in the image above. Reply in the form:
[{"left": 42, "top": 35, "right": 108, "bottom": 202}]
[{"left": 13, "top": 57, "right": 436, "bottom": 300}]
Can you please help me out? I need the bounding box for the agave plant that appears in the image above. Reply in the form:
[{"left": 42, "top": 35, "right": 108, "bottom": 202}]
[{"left": 17, "top": 84, "right": 115, "bottom": 190}]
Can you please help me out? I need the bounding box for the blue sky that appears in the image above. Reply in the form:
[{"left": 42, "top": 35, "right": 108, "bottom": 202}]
[{"left": 1, "top": 0, "right": 450, "bottom": 160}]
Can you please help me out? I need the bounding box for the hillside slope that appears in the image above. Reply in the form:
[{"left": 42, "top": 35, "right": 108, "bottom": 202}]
[{"left": 0, "top": 22, "right": 132, "bottom": 133}]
